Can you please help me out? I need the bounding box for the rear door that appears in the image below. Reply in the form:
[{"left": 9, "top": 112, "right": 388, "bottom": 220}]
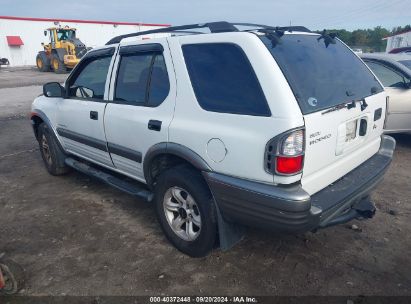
[
  {"left": 260, "top": 34, "right": 386, "bottom": 195},
  {"left": 363, "top": 59, "right": 411, "bottom": 132},
  {"left": 302, "top": 93, "right": 385, "bottom": 195},
  {"left": 56, "top": 47, "right": 116, "bottom": 167},
  {"left": 104, "top": 41, "right": 176, "bottom": 182}
]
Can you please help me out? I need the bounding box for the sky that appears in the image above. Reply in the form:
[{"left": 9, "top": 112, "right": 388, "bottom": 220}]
[{"left": 0, "top": 0, "right": 410, "bottom": 31}]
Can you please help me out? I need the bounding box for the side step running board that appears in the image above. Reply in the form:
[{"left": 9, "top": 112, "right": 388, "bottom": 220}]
[{"left": 65, "top": 157, "right": 154, "bottom": 202}]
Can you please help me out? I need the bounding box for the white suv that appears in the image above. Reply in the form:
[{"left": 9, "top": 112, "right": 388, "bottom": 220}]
[{"left": 31, "top": 22, "right": 395, "bottom": 257}]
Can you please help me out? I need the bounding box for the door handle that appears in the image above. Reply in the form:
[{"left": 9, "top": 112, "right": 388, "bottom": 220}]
[
  {"left": 148, "top": 120, "right": 162, "bottom": 131},
  {"left": 90, "top": 111, "right": 98, "bottom": 120}
]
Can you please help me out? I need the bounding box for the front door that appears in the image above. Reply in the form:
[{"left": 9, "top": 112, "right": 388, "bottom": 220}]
[
  {"left": 104, "top": 42, "right": 176, "bottom": 182},
  {"left": 56, "top": 47, "right": 116, "bottom": 167},
  {"left": 385, "top": 86, "right": 411, "bottom": 132},
  {"left": 364, "top": 59, "right": 411, "bottom": 132}
]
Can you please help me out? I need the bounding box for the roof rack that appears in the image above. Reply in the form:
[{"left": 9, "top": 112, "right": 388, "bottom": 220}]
[
  {"left": 105, "top": 21, "right": 311, "bottom": 45},
  {"left": 106, "top": 21, "right": 238, "bottom": 45},
  {"left": 232, "top": 23, "right": 311, "bottom": 33}
]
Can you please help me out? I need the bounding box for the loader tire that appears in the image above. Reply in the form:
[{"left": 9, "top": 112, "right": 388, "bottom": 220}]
[
  {"left": 36, "top": 52, "right": 50, "bottom": 72},
  {"left": 51, "top": 53, "right": 67, "bottom": 74}
]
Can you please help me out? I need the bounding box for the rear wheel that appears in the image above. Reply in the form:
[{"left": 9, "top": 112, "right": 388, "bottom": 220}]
[
  {"left": 51, "top": 53, "right": 67, "bottom": 74},
  {"left": 154, "top": 165, "right": 217, "bottom": 257},
  {"left": 38, "top": 123, "right": 70, "bottom": 176},
  {"left": 36, "top": 52, "right": 50, "bottom": 72}
]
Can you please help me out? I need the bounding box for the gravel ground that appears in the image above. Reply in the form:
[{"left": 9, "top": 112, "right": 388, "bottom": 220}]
[{"left": 0, "top": 68, "right": 410, "bottom": 297}]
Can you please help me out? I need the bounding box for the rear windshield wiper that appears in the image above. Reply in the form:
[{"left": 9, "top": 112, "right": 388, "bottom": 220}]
[
  {"left": 317, "top": 30, "right": 337, "bottom": 48},
  {"left": 322, "top": 99, "right": 368, "bottom": 115},
  {"left": 260, "top": 28, "right": 285, "bottom": 48}
]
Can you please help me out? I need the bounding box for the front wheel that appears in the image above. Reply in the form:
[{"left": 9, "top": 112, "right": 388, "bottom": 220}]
[
  {"left": 51, "top": 54, "right": 67, "bottom": 74},
  {"left": 154, "top": 166, "right": 217, "bottom": 257},
  {"left": 37, "top": 123, "right": 70, "bottom": 176}
]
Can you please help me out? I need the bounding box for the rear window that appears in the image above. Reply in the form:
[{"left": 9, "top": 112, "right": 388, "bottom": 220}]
[
  {"left": 182, "top": 43, "right": 271, "bottom": 116},
  {"left": 260, "top": 34, "right": 383, "bottom": 114}
]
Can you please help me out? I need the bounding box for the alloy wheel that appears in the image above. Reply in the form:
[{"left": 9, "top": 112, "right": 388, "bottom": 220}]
[
  {"left": 41, "top": 134, "right": 52, "bottom": 166},
  {"left": 163, "top": 186, "right": 201, "bottom": 241}
]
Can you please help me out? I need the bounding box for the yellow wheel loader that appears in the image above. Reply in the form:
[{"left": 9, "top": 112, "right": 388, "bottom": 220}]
[{"left": 36, "top": 26, "right": 88, "bottom": 73}]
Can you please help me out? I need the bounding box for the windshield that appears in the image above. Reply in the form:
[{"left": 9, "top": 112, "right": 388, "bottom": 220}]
[
  {"left": 399, "top": 60, "right": 411, "bottom": 69},
  {"left": 57, "top": 29, "right": 75, "bottom": 40},
  {"left": 260, "top": 34, "right": 383, "bottom": 114}
]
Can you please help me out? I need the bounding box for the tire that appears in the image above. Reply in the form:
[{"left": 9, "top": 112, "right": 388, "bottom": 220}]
[
  {"left": 36, "top": 52, "right": 50, "bottom": 72},
  {"left": 154, "top": 165, "right": 217, "bottom": 257},
  {"left": 51, "top": 53, "right": 67, "bottom": 74},
  {"left": 37, "top": 123, "right": 70, "bottom": 176}
]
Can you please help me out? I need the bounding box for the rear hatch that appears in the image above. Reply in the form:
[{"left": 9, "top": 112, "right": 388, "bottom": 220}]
[{"left": 260, "top": 33, "right": 386, "bottom": 195}]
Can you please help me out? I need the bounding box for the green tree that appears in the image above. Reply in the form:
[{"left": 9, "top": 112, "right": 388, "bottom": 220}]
[
  {"left": 392, "top": 25, "right": 411, "bottom": 35},
  {"left": 315, "top": 25, "right": 410, "bottom": 52},
  {"left": 369, "top": 26, "right": 390, "bottom": 52},
  {"left": 350, "top": 29, "right": 369, "bottom": 47}
]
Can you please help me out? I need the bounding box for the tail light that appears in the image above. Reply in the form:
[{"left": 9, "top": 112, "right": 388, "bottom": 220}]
[{"left": 265, "top": 128, "right": 305, "bottom": 175}]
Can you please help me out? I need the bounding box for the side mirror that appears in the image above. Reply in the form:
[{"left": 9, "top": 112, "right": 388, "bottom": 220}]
[
  {"left": 44, "top": 30, "right": 47, "bottom": 36},
  {"left": 43, "top": 82, "right": 65, "bottom": 98}
]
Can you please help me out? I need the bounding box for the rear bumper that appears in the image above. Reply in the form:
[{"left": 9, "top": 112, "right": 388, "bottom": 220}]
[{"left": 204, "top": 135, "right": 395, "bottom": 233}]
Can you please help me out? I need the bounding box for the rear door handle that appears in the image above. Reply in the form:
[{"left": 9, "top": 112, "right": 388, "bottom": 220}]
[
  {"left": 148, "top": 120, "right": 162, "bottom": 131},
  {"left": 90, "top": 111, "right": 98, "bottom": 120}
]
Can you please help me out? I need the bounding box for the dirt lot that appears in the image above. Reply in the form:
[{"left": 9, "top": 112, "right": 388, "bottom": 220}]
[{"left": 0, "top": 68, "right": 410, "bottom": 297}]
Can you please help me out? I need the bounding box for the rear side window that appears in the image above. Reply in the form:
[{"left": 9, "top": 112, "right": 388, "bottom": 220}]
[
  {"left": 115, "top": 52, "right": 170, "bottom": 106},
  {"left": 182, "top": 43, "right": 271, "bottom": 116},
  {"left": 148, "top": 55, "right": 170, "bottom": 107}
]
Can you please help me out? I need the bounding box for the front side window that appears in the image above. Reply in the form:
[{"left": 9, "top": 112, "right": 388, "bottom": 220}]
[
  {"left": 114, "top": 52, "right": 170, "bottom": 106},
  {"left": 68, "top": 56, "right": 112, "bottom": 100},
  {"left": 365, "top": 61, "right": 408, "bottom": 88},
  {"left": 182, "top": 43, "right": 271, "bottom": 116}
]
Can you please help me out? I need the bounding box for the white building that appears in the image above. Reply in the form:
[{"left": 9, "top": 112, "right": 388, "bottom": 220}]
[
  {"left": 0, "top": 16, "right": 169, "bottom": 66},
  {"left": 384, "top": 29, "right": 411, "bottom": 53}
]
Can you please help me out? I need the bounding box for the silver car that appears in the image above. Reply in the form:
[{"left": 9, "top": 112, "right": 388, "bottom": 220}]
[{"left": 361, "top": 53, "right": 411, "bottom": 133}]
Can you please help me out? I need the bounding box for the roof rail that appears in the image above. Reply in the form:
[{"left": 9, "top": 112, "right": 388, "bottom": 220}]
[
  {"left": 106, "top": 21, "right": 238, "bottom": 45},
  {"left": 233, "top": 23, "right": 311, "bottom": 33},
  {"left": 105, "top": 21, "right": 311, "bottom": 45}
]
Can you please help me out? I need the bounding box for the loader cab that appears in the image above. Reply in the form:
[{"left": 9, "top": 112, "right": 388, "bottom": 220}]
[
  {"left": 45, "top": 27, "right": 77, "bottom": 47},
  {"left": 57, "top": 29, "right": 76, "bottom": 41},
  {"left": 43, "top": 28, "right": 57, "bottom": 48}
]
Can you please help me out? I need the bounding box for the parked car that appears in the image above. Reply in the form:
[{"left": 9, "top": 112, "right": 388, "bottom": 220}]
[
  {"left": 352, "top": 48, "right": 363, "bottom": 54},
  {"left": 0, "top": 57, "right": 9, "bottom": 68},
  {"left": 360, "top": 53, "right": 411, "bottom": 133},
  {"left": 31, "top": 22, "right": 395, "bottom": 257}
]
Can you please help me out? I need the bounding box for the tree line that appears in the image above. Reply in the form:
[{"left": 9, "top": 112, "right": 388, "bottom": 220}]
[{"left": 317, "top": 25, "right": 411, "bottom": 52}]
